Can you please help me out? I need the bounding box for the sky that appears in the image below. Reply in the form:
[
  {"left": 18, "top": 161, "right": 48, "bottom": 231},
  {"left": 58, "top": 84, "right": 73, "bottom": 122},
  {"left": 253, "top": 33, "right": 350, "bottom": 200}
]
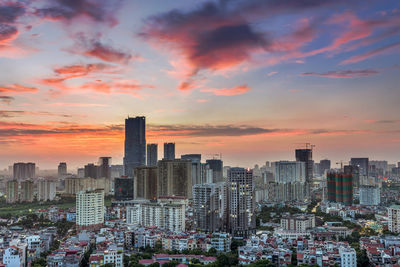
[{"left": 0, "top": 0, "right": 400, "bottom": 170}]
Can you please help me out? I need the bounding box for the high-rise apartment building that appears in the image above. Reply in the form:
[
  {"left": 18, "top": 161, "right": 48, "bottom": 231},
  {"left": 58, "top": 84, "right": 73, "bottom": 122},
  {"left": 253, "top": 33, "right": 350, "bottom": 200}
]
[
  {"left": 327, "top": 172, "right": 353, "bottom": 205},
  {"left": 58, "top": 162, "right": 67, "bottom": 178},
  {"left": 114, "top": 177, "right": 134, "bottom": 201},
  {"left": 6, "top": 180, "right": 19, "bottom": 203},
  {"left": 350, "top": 158, "right": 369, "bottom": 177},
  {"left": 295, "top": 148, "right": 313, "bottom": 197},
  {"left": 157, "top": 159, "right": 192, "bottom": 199},
  {"left": 126, "top": 196, "right": 186, "bottom": 232},
  {"left": 134, "top": 166, "right": 158, "bottom": 200},
  {"left": 98, "top": 157, "right": 111, "bottom": 179},
  {"left": 147, "top": 144, "right": 158, "bottom": 167},
  {"left": 13, "top": 162, "right": 35, "bottom": 180},
  {"left": 273, "top": 161, "right": 306, "bottom": 202},
  {"left": 319, "top": 159, "right": 331, "bottom": 176},
  {"left": 192, "top": 183, "right": 226, "bottom": 232},
  {"left": 124, "top": 116, "right": 146, "bottom": 177},
  {"left": 228, "top": 167, "right": 255, "bottom": 237},
  {"left": 84, "top": 163, "right": 98, "bottom": 179},
  {"left": 163, "top": 143, "right": 175, "bottom": 160},
  {"left": 76, "top": 189, "right": 105, "bottom": 231},
  {"left": 359, "top": 185, "right": 380, "bottom": 206},
  {"left": 182, "top": 154, "right": 202, "bottom": 185},
  {"left": 20, "top": 180, "right": 34, "bottom": 202},
  {"left": 206, "top": 159, "right": 223, "bottom": 183},
  {"left": 37, "top": 179, "right": 57, "bottom": 201},
  {"left": 389, "top": 205, "right": 400, "bottom": 233}
]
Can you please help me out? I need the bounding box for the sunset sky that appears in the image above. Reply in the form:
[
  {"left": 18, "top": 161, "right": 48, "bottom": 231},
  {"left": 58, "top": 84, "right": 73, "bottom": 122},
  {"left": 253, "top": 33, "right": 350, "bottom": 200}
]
[{"left": 0, "top": 0, "right": 400, "bottom": 169}]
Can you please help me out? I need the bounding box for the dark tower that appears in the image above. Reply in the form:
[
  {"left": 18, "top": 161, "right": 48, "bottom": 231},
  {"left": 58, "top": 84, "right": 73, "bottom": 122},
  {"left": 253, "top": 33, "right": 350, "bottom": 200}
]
[
  {"left": 163, "top": 142, "right": 175, "bottom": 160},
  {"left": 124, "top": 116, "right": 146, "bottom": 177}
]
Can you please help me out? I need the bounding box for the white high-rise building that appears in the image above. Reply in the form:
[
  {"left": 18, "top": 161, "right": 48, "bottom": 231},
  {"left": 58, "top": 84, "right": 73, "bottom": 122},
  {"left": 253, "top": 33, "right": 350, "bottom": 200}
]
[
  {"left": 388, "top": 205, "right": 400, "bottom": 233},
  {"left": 359, "top": 185, "right": 380, "bottom": 206},
  {"left": 126, "top": 196, "right": 186, "bottom": 232},
  {"left": 76, "top": 189, "right": 104, "bottom": 231},
  {"left": 38, "top": 179, "right": 57, "bottom": 201},
  {"left": 228, "top": 167, "right": 255, "bottom": 237},
  {"left": 339, "top": 247, "right": 357, "bottom": 267}
]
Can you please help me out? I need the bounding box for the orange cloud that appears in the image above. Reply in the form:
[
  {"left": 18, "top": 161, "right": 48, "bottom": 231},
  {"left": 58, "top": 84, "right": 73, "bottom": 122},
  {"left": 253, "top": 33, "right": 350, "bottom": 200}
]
[
  {"left": 0, "top": 84, "right": 38, "bottom": 94},
  {"left": 201, "top": 85, "right": 250, "bottom": 96}
]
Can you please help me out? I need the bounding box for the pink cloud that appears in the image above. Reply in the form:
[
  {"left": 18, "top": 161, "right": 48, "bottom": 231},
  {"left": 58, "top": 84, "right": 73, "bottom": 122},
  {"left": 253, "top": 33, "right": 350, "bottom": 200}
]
[
  {"left": 341, "top": 42, "right": 400, "bottom": 64},
  {"left": 201, "top": 85, "right": 250, "bottom": 96}
]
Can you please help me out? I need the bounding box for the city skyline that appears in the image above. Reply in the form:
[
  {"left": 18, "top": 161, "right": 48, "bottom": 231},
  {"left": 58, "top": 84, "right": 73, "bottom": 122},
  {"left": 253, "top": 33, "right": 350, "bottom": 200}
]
[{"left": 0, "top": 0, "right": 400, "bottom": 168}]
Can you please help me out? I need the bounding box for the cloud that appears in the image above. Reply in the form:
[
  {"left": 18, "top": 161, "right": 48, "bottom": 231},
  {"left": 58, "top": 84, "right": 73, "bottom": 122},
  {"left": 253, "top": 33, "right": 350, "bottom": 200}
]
[
  {"left": 0, "top": 84, "right": 38, "bottom": 94},
  {"left": 35, "top": 0, "right": 122, "bottom": 26},
  {"left": 364, "top": 119, "right": 400, "bottom": 124},
  {"left": 0, "top": 3, "right": 25, "bottom": 23},
  {"left": 341, "top": 42, "right": 400, "bottom": 64},
  {"left": 0, "top": 110, "right": 73, "bottom": 118},
  {"left": 0, "top": 96, "right": 14, "bottom": 104},
  {"left": 139, "top": 0, "right": 356, "bottom": 88},
  {"left": 79, "top": 80, "right": 154, "bottom": 96},
  {"left": 0, "top": 24, "right": 18, "bottom": 44},
  {"left": 52, "top": 63, "right": 118, "bottom": 79},
  {"left": 301, "top": 69, "right": 379, "bottom": 78},
  {"left": 147, "top": 123, "right": 368, "bottom": 138},
  {"left": 0, "top": 121, "right": 123, "bottom": 137},
  {"left": 201, "top": 85, "right": 250, "bottom": 96},
  {"left": 67, "top": 33, "right": 138, "bottom": 64},
  {"left": 266, "top": 71, "right": 278, "bottom": 76},
  {"left": 48, "top": 102, "right": 108, "bottom": 107}
]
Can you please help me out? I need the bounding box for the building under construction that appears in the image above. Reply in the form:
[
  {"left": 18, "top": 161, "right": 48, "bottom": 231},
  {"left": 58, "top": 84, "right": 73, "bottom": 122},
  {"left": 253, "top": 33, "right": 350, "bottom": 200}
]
[{"left": 327, "top": 171, "right": 353, "bottom": 205}]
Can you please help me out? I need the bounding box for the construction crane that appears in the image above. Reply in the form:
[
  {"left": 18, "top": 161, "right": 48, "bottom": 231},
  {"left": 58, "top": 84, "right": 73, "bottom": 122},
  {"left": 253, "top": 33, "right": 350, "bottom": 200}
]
[
  {"left": 294, "top": 143, "right": 315, "bottom": 150},
  {"left": 336, "top": 160, "right": 347, "bottom": 171},
  {"left": 206, "top": 153, "right": 222, "bottom": 160}
]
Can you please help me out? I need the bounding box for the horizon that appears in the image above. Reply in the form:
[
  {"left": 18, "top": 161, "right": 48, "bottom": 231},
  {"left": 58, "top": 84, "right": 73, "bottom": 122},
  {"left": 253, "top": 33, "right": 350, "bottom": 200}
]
[{"left": 1, "top": 0, "right": 400, "bottom": 169}]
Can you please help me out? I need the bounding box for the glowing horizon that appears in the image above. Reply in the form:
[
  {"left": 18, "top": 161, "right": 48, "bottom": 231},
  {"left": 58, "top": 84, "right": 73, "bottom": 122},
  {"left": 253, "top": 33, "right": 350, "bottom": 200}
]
[{"left": 0, "top": 0, "right": 400, "bottom": 169}]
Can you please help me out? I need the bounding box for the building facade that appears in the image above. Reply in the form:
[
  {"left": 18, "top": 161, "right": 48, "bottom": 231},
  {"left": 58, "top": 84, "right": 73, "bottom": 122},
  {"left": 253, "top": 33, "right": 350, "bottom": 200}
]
[
  {"left": 157, "top": 159, "right": 192, "bottom": 199},
  {"left": 76, "top": 189, "right": 105, "bottom": 231},
  {"left": 147, "top": 144, "right": 158, "bottom": 167},
  {"left": 228, "top": 168, "right": 255, "bottom": 237},
  {"left": 163, "top": 143, "right": 175, "bottom": 160},
  {"left": 134, "top": 166, "right": 158, "bottom": 200},
  {"left": 359, "top": 185, "right": 380, "bottom": 206},
  {"left": 114, "top": 177, "right": 134, "bottom": 201},
  {"left": 327, "top": 172, "right": 353, "bottom": 205},
  {"left": 124, "top": 116, "right": 146, "bottom": 177}
]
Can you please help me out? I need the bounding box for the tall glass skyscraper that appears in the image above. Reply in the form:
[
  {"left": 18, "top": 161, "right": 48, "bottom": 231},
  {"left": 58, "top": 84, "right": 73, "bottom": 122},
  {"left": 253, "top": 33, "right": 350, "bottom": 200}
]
[{"left": 124, "top": 116, "right": 146, "bottom": 177}]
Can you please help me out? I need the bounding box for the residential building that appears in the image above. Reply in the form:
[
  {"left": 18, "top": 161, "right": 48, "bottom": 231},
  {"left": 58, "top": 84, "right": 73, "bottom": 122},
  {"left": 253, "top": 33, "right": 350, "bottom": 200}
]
[
  {"left": 327, "top": 171, "right": 353, "bottom": 205},
  {"left": 273, "top": 161, "right": 306, "bottom": 202},
  {"left": 388, "top": 205, "right": 400, "bottom": 233},
  {"left": 147, "top": 143, "right": 158, "bottom": 167},
  {"left": 76, "top": 189, "right": 105, "bottom": 231},
  {"left": 126, "top": 196, "right": 186, "bottom": 232},
  {"left": 192, "top": 183, "right": 226, "bottom": 232},
  {"left": 114, "top": 177, "right": 134, "bottom": 201},
  {"left": 20, "top": 180, "right": 34, "bottom": 202},
  {"left": 134, "top": 166, "right": 158, "bottom": 200},
  {"left": 339, "top": 247, "right": 357, "bottom": 267},
  {"left": 206, "top": 159, "right": 223, "bottom": 183},
  {"left": 6, "top": 179, "right": 19, "bottom": 203},
  {"left": 38, "top": 179, "right": 57, "bottom": 201},
  {"left": 163, "top": 142, "right": 175, "bottom": 160},
  {"left": 228, "top": 167, "right": 255, "bottom": 237},
  {"left": 13, "top": 162, "right": 35, "bottom": 180},
  {"left": 157, "top": 159, "right": 192, "bottom": 199},
  {"left": 58, "top": 162, "right": 67, "bottom": 178},
  {"left": 359, "top": 185, "right": 380, "bottom": 206}
]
